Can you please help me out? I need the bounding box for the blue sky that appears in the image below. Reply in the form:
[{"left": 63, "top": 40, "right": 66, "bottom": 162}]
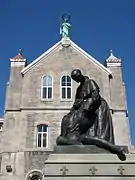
[{"left": 0, "top": 0, "right": 135, "bottom": 145}]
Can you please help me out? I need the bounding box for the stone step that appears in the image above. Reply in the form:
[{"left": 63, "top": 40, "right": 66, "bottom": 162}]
[
  {"left": 45, "top": 153, "right": 135, "bottom": 163},
  {"left": 43, "top": 177, "right": 135, "bottom": 180}
]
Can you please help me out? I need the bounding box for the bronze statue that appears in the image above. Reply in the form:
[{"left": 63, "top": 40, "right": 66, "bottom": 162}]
[
  {"left": 60, "top": 14, "right": 71, "bottom": 38},
  {"left": 56, "top": 69, "right": 126, "bottom": 161}
]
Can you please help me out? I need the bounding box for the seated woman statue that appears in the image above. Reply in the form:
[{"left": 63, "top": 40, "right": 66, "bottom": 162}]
[{"left": 56, "top": 69, "right": 126, "bottom": 161}]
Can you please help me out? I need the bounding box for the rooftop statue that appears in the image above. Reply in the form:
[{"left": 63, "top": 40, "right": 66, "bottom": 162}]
[
  {"left": 60, "top": 14, "right": 71, "bottom": 38},
  {"left": 56, "top": 69, "right": 126, "bottom": 161}
]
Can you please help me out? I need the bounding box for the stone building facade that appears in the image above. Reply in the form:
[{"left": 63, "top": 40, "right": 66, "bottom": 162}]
[{"left": 0, "top": 36, "right": 133, "bottom": 180}]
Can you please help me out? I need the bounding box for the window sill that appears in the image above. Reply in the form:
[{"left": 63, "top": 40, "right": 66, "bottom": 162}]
[
  {"left": 36, "top": 147, "right": 53, "bottom": 151},
  {"left": 41, "top": 99, "right": 53, "bottom": 102},
  {"left": 60, "top": 99, "right": 73, "bottom": 102},
  {"left": 24, "top": 147, "right": 53, "bottom": 152}
]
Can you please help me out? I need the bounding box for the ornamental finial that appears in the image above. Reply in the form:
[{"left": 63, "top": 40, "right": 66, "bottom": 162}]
[
  {"left": 18, "top": 49, "right": 22, "bottom": 55},
  {"left": 110, "top": 49, "right": 113, "bottom": 56}
]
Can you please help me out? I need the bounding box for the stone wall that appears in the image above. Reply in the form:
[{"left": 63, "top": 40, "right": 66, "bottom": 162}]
[
  {"left": 21, "top": 45, "right": 110, "bottom": 109},
  {"left": 1, "top": 150, "right": 52, "bottom": 180},
  {"left": 24, "top": 110, "right": 67, "bottom": 149},
  {"left": 24, "top": 150, "right": 51, "bottom": 175}
]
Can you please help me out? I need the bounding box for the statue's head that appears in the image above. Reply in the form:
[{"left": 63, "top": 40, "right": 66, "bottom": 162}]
[
  {"left": 64, "top": 18, "right": 68, "bottom": 22},
  {"left": 62, "top": 13, "right": 70, "bottom": 23},
  {"left": 71, "top": 69, "right": 84, "bottom": 83}
]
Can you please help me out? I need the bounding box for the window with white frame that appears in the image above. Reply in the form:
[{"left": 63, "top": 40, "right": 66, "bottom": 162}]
[
  {"left": 42, "top": 75, "right": 53, "bottom": 99},
  {"left": 61, "top": 75, "right": 72, "bottom": 99},
  {"left": 37, "top": 124, "right": 48, "bottom": 148}
]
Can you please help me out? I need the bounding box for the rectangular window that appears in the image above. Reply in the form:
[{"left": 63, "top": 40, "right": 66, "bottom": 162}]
[{"left": 37, "top": 125, "right": 48, "bottom": 148}]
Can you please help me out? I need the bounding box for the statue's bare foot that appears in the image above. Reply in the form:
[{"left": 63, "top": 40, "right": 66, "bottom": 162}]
[{"left": 117, "top": 148, "right": 126, "bottom": 161}]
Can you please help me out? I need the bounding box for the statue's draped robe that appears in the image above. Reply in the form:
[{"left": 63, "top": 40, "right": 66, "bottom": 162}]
[
  {"left": 60, "top": 76, "right": 114, "bottom": 144},
  {"left": 60, "top": 22, "right": 71, "bottom": 38}
]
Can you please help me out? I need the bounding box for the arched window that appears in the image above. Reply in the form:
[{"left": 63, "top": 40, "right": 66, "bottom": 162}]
[
  {"left": 37, "top": 124, "right": 48, "bottom": 148},
  {"left": 61, "top": 75, "right": 71, "bottom": 99},
  {"left": 42, "top": 75, "right": 53, "bottom": 99}
]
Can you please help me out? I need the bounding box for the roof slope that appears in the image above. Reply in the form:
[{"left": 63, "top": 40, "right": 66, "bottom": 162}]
[{"left": 21, "top": 39, "right": 112, "bottom": 75}]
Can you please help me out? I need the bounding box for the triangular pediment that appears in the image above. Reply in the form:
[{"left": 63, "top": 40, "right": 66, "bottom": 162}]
[{"left": 21, "top": 39, "right": 112, "bottom": 75}]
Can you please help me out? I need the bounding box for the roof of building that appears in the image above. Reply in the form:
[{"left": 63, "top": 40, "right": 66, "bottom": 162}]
[
  {"left": 106, "top": 50, "right": 121, "bottom": 63},
  {"left": 21, "top": 39, "right": 112, "bottom": 75},
  {"left": 11, "top": 49, "right": 26, "bottom": 61}
]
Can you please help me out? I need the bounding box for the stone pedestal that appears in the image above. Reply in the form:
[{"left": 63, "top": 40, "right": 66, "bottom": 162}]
[
  {"left": 61, "top": 37, "right": 71, "bottom": 47},
  {"left": 43, "top": 146, "right": 135, "bottom": 180}
]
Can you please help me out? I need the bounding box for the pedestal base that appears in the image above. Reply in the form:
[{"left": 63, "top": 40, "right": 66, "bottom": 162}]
[{"left": 43, "top": 146, "right": 134, "bottom": 180}]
